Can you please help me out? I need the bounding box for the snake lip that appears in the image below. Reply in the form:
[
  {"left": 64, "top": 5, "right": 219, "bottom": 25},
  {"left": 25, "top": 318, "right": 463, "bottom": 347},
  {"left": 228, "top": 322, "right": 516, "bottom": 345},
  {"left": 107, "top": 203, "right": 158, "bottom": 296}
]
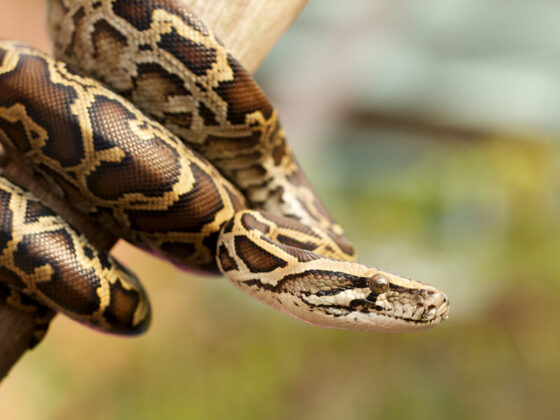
[{"left": 378, "top": 287, "right": 449, "bottom": 327}]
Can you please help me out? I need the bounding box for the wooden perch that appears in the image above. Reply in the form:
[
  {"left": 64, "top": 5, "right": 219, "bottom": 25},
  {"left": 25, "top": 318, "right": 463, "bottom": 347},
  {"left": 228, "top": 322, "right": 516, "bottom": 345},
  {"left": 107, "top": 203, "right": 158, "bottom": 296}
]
[
  {"left": 0, "top": 0, "right": 308, "bottom": 381},
  {"left": 0, "top": 301, "right": 39, "bottom": 379},
  {"left": 186, "top": 0, "right": 307, "bottom": 74}
]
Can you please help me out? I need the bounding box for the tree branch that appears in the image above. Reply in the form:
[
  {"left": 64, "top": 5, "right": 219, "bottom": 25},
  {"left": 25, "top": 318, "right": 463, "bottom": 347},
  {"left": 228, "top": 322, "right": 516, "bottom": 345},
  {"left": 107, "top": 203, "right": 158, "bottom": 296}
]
[
  {"left": 185, "top": 0, "right": 307, "bottom": 73},
  {"left": 0, "top": 299, "right": 38, "bottom": 379},
  {"left": 0, "top": 0, "right": 307, "bottom": 381}
]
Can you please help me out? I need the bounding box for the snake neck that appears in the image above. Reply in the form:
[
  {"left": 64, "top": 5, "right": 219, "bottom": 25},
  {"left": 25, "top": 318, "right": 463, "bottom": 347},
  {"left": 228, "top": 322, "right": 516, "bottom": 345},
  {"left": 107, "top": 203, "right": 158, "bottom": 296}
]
[{"left": 217, "top": 210, "right": 449, "bottom": 331}]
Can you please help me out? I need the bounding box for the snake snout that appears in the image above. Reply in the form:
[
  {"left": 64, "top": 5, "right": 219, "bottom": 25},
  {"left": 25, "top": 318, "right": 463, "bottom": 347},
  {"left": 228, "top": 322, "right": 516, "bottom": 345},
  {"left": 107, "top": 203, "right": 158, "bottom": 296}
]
[{"left": 421, "top": 289, "right": 449, "bottom": 322}]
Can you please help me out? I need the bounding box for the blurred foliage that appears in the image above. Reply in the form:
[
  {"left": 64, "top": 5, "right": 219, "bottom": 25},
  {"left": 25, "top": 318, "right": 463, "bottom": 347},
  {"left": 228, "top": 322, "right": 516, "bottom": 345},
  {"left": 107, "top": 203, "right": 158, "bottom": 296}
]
[
  {"left": 3, "top": 130, "right": 560, "bottom": 420},
  {"left": 2, "top": 0, "right": 560, "bottom": 419}
]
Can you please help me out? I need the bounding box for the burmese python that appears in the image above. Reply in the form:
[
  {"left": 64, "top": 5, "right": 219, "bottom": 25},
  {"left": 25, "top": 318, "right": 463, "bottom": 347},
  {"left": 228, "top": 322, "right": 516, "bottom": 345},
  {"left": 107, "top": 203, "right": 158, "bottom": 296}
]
[{"left": 0, "top": 0, "right": 449, "bottom": 343}]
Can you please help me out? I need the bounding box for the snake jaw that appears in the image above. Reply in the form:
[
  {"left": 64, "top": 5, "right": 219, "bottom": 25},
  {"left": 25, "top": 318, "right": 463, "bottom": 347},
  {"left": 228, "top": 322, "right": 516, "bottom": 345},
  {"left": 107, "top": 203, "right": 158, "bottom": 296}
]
[
  {"left": 371, "top": 285, "right": 450, "bottom": 326},
  {"left": 289, "top": 277, "right": 449, "bottom": 332},
  {"left": 225, "top": 259, "right": 449, "bottom": 331},
  {"left": 299, "top": 268, "right": 450, "bottom": 331}
]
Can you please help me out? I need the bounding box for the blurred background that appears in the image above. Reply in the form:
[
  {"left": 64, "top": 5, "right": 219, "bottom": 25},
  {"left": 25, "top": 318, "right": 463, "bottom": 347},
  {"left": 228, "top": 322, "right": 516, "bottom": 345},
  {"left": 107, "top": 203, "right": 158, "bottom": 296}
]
[{"left": 2, "top": 0, "right": 560, "bottom": 419}]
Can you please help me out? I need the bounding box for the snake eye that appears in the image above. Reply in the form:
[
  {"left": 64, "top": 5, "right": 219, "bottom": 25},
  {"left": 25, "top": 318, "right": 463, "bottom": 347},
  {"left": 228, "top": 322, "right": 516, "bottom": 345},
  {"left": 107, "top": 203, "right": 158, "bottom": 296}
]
[{"left": 368, "top": 274, "right": 389, "bottom": 294}]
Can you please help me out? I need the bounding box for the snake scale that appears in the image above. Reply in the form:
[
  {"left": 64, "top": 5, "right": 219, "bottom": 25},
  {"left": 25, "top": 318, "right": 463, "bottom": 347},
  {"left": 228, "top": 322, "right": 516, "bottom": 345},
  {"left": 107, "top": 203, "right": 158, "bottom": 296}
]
[{"left": 0, "top": 0, "right": 449, "bottom": 344}]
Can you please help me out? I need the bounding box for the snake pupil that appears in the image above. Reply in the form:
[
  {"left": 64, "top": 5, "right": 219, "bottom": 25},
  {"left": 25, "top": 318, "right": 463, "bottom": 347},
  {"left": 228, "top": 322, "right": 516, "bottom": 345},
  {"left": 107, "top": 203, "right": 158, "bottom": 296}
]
[{"left": 368, "top": 274, "right": 389, "bottom": 295}]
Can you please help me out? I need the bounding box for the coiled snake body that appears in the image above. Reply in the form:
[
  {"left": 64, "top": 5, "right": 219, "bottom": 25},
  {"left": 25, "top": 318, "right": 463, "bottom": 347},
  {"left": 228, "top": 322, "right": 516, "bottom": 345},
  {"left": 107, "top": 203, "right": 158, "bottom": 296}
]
[{"left": 0, "top": 0, "right": 449, "bottom": 342}]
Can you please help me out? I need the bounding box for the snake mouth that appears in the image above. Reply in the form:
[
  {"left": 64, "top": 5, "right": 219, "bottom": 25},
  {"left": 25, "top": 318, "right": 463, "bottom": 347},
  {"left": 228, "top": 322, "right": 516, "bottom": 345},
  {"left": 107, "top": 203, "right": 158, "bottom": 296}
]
[
  {"left": 284, "top": 300, "right": 449, "bottom": 332},
  {"left": 288, "top": 284, "right": 449, "bottom": 331},
  {"left": 385, "top": 296, "right": 450, "bottom": 327},
  {"left": 371, "top": 286, "right": 450, "bottom": 325},
  {"left": 297, "top": 275, "right": 450, "bottom": 329}
]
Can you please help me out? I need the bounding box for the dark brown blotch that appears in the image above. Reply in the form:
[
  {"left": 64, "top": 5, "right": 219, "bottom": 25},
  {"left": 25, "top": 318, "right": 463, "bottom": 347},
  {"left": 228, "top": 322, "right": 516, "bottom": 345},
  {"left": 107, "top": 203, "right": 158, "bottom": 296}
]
[
  {"left": 0, "top": 120, "right": 33, "bottom": 154},
  {"left": 103, "top": 278, "right": 150, "bottom": 334},
  {"left": 326, "top": 228, "right": 355, "bottom": 258},
  {"left": 15, "top": 230, "right": 103, "bottom": 316},
  {"left": 86, "top": 96, "right": 182, "bottom": 200},
  {"left": 91, "top": 19, "right": 128, "bottom": 66},
  {"left": 258, "top": 211, "right": 322, "bottom": 239},
  {"left": 23, "top": 197, "right": 53, "bottom": 223},
  {"left": 0, "top": 53, "right": 84, "bottom": 167},
  {"left": 125, "top": 161, "right": 225, "bottom": 233},
  {"left": 157, "top": 28, "right": 217, "bottom": 76},
  {"left": 134, "top": 62, "right": 192, "bottom": 103},
  {"left": 112, "top": 0, "right": 210, "bottom": 35},
  {"left": 65, "top": 6, "right": 86, "bottom": 59},
  {"left": 259, "top": 235, "right": 318, "bottom": 264},
  {"left": 0, "top": 188, "right": 14, "bottom": 251},
  {"left": 163, "top": 111, "right": 193, "bottom": 131},
  {"left": 217, "top": 244, "right": 238, "bottom": 272},
  {"left": 0, "top": 266, "right": 27, "bottom": 290},
  {"left": 198, "top": 101, "right": 219, "bottom": 126},
  {"left": 204, "top": 131, "right": 262, "bottom": 152},
  {"left": 234, "top": 235, "right": 287, "bottom": 273},
  {"left": 272, "top": 140, "right": 287, "bottom": 166},
  {"left": 224, "top": 183, "right": 247, "bottom": 212},
  {"left": 276, "top": 234, "right": 319, "bottom": 252},
  {"left": 215, "top": 56, "right": 273, "bottom": 125},
  {"left": 240, "top": 212, "right": 270, "bottom": 234}
]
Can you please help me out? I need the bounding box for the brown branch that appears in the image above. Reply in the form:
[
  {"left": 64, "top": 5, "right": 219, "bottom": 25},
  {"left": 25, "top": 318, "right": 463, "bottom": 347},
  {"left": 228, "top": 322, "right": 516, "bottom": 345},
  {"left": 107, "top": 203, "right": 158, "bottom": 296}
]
[
  {"left": 0, "top": 304, "right": 37, "bottom": 379},
  {"left": 345, "top": 108, "right": 492, "bottom": 141},
  {"left": 0, "top": 0, "right": 307, "bottom": 381},
  {"left": 185, "top": 0, "right": 308, "bottom": 74}
]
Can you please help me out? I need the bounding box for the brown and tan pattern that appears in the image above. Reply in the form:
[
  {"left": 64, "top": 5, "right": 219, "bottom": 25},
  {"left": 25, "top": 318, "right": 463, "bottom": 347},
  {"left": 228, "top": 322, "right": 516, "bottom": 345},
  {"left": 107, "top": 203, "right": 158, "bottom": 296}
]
[
  {"left": 0, "top": 0, "right": 449, "bottom": 336},
  {"left": 0, "top": 42, "right": 246, "bottom": 273},
  {"left": 217, "top": 210, "right": 449, "bottom": 330},
  {"left": 47, "top": 0, "right": 354, "bottom": 258},
  {"left": 0, "top": 175, "right": 149, "bottom": 336}
]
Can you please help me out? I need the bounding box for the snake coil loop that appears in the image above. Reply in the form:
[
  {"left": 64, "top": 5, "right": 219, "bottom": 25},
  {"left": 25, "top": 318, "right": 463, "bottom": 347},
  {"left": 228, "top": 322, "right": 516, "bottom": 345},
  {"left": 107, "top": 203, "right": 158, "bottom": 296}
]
[{"left": 0, "top": 0, "right": 449, "bottom": 339}]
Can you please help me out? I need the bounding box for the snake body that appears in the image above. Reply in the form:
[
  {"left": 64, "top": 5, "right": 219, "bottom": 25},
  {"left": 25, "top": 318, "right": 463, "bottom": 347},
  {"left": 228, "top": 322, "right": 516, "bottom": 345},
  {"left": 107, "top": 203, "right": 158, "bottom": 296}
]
[
  {"left": 0, "top": 0, "right": 449, "bottom": 336},
  {"left": 0, "top": 175, "right": 149, "bottom": 335}
]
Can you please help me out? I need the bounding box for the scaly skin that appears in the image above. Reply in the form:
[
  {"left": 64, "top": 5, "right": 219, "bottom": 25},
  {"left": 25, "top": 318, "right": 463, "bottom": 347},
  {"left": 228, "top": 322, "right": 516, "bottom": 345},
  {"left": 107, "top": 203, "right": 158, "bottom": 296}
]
[{"left": 0, "top": 0, "right": 449, "bottom": 333}]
